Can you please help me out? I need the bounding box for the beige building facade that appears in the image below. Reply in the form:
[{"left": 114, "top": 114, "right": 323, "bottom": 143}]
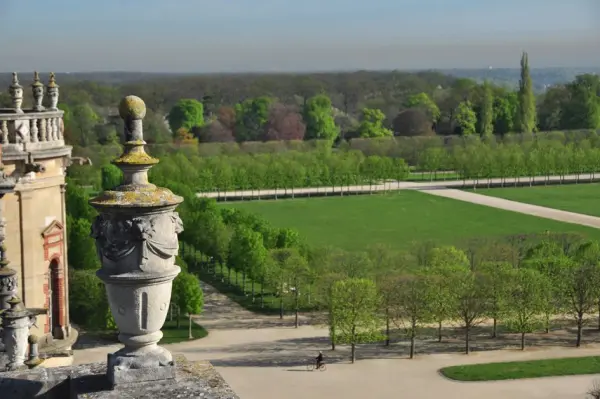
[{"left": 0, "top": 72, "right": 72, "bottom": 345}]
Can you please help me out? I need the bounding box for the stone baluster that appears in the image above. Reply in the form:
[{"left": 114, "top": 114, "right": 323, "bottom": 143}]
[
  {"left": 1, "top": 296, "right": 37, "bottom": 371},
  {"left": 8, "top": 73, "right": 23, "bottom": 114},
  {"left": 24, "top": 334, "right": 42, "bottom": 369},
  {"left": 0, "top": 121, "right": 8, "bottom": 144},
  {"left": 39, "top": 118, "right": 47, "bottom": 142},
  {"left": 47, "top": 118, "right": 54, "bottom": 141},
  {"left": 30, "top": 119, "right": 38, "bottom": 143},
  {"left": 52, "top": 118, "right": 58, "bottom": 140},
  {"left": 89, "top": 96, "right": 183, "bottom": 388},
  {"left": 46, "top": 73, "right": 59, "bottom": 112},
  {"left": 31, "top": 72, "right": 45, "bottom": 112}
]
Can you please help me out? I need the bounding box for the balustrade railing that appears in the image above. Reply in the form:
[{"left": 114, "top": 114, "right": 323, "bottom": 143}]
[{"left": 0, "top": 71, "right": 64, "bottom": 151}]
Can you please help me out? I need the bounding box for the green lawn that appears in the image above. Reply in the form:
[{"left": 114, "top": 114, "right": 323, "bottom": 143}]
[
  {"left": 160, "top": 317, "right": 208, "bottom": 344},
  {"left": 474, "top": 183, "right": 600, "bottom": 217},
  {"left": 226, "top": 191, "right": 600, "bottom": 251},
  {"left": 441, "top": 356, "right": 600, "bottom": 381}
]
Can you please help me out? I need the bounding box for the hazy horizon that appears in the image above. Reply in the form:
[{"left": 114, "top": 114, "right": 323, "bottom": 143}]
[{"left": 1, "top": 0, "right": 598, "bottom": 73}]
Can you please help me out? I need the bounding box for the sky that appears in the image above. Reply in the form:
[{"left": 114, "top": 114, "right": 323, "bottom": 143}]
[{"left": 0, "top": 0, "right": 598, "bottom": 72}]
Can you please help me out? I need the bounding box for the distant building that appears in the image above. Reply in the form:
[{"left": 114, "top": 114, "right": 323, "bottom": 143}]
[{"left": 0, "top": 72, "right": 73, "bottom": 345}]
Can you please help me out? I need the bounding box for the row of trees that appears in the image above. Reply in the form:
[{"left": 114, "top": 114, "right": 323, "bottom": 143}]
[
  {"left": 148, "top": 150, "right": 409, "bottom": 193},
  {"left": 142, "top": 137, "right": 600, "bottom": 193}
]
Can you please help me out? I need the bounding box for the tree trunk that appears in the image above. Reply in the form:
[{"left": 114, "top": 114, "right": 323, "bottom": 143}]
[
  {"left": 294, "top": 289, "right": 299, "bottom": 328},
  {"left": 169, "top": 303, "right": 173, "bottom": 322},
  {"left": 260, "top": 284, "right": 265, "bottom": 308},
  {"left": 438, "top": 321, "right": 442, "bottom": 343},
  {"left": 385, "top": 314, "right": 390, "bottom": 346},
  {"left": 242, "top": 272, "right": 246, "bottom": 295},
  {"left": 351, "top": 343, "right": 356, "bottom": 363},
  {"left": 576, "top": 317, "right": 583, "bottom": 347},
  {"left": 409, "top": 319, "right": 416, "bottom": 359},
  {"left": 228, "top": 268, "right": 231, "bottom": 284},
  {"left": 279, "top": 296, "right": 284, "bottom": 319},
  {"left": 176, "top": 306, "right": 181, "bottom": 329},
  {"left": 465, "top": 324, "right": 470, "bottom": 355},
  {"left": 520, "top": 332, "right": 525, "bottom": 350},
  {"left": 492, "top": 317, "right": 497, "bottom": 338},
  {"left": 251, "top": 280, "right": 255, "bottom": 303},
  {"left": 188, "top": 313, "right": 193, "bottom": 339}
]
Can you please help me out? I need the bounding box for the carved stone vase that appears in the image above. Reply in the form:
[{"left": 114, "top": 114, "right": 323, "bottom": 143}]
[
  {"left": 46, "top": 73, "right": 60, "bottom": 111},
  {"left": 9, "top": 73, "right": 23, "bottom": 113},
  {"left": 89, "top": 95, "right": 183, "bottom": 387},
  {"left": 31, "top": 72, "right": 45, "bottom": 112}
]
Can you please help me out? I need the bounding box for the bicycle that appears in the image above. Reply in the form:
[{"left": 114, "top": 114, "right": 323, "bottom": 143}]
[{"left": 306, "top": 361, "right": 327, "bottom": 371}]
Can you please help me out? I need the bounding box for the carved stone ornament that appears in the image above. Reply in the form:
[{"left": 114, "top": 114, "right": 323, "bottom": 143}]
[
  {"left": 91, "top": 212, "right": 183, "bottom": 271},
  {"left": 0, "top": 276, "right": 17, "bottom": 294}
]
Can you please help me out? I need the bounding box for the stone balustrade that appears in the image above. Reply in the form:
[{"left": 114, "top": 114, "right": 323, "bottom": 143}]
[{"left": 0, "top": 72, "right": 64, "bottom": 153}]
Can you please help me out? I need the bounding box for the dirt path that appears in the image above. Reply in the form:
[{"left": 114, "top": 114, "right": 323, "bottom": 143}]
[{"left": 422, "top": 188, "right": 600, "bottom": 228}]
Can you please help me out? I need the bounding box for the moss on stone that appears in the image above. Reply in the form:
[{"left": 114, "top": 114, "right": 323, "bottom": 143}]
[
  {"left": 89, "top": 187, "right": 182, "bottom": 207},
  {"left": 112, "top": 151, "right": 159, "bottom": 165}
]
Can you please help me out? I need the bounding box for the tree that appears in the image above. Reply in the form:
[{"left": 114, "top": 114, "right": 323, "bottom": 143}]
[
  {"left": 404, "top": 92, "right": 441, "bottom": 121},
  {"left": 263, "top": 103, "right": 306, "bottom": 141},
  {"left": 197, "top": 120, "right": 235, "bottom": 143},
  {"left": 562, "top": 74, "right": 600, "bottom": 130},
  {"left": 561, "top": 262, "right": 600, "bottom": 347},
  {"left": 228, "top": 225, "right": 267, "bottom": 298},
  {"left": 167, "top": 99, "right": 205, "bottom": 133},
  {"left": 538, "top": 85, "right": 568, "bottom": 131},
  {"left": 392, "top": 109, "right": 434, "bottom": 136},
  {"left": 284, "top": 251, "right": 310, "bottom": 328},
  {"left": 455, "top": 101, "right": 477, "bottom": 135},
  {"left": 101, "top": 164, "right": 122, "bottom": 191},
  {"left": 493, "top": 92, "right": 518, "bottom": 135},
  {"left": 71, "top": 103, "right": 100, "bottom": 146},
  {"left": 394, "top": 273, "right": 430, "bottom": 359},
  {"left": 303, "top": 94, "right": 339, "bottom": 141},
  {"left": 478, "top": 82, "right": 494, "bottom": 136},
  {"left": 67, "top": 216, "right": 101, "bottom": 270},
  {"left": 356, "top": 108, "right": 393, "bottom": 138},
  {"left": 479, "top": 262, "right": 514, "bottom": 338},
  {"left": 234, "top": 97, "right": 272, "bottom": 142},
  {"left": 330, "top": 278, "right": 382, "bottom": 363},
  {"left": 506, "top": 268, "right": 549, "bottom": 350},
  {"left": 453, "top": 269, "right": 488, "bottom": 354},
  {"left": 516, "top": 52, "right": 537, "bottom": 133},
  {"left": 172, "top": 272, "right": 204, "bottom": 338},
  {"left": 424, "top": 264, "right": 466, "bottom": 342}
]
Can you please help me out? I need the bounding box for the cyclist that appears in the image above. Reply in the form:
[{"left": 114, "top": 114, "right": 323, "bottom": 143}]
[{"left": 315, "top": 351, "right": 324, "bottom": 370}]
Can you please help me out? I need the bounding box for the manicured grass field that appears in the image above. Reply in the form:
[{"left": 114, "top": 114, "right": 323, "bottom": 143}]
[
  {"left": 474, "top": 183, "right": 600, "bottom": 217},
  {"left": 226, "top": 191, "right": 600, "bottom": 251},
  {"left": 440, "top": 356, "right": 600, "bottom": 381}
]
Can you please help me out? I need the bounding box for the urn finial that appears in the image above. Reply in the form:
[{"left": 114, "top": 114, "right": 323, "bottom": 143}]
[
  {"left": 31, "top": 71, "right": 45, "bottom": 112},
  {"left": 46, "top": 73, "right": 60, "bottom": 111},
  {"left": 8, "top": 73, "right": 23, "bottom": 113},
  {"left": 88, "top": 96, "right": 184, "bottom": 387}
]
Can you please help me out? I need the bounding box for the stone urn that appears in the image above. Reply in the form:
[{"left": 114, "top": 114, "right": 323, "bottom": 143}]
[
  {"left": 46, "top": 73, "right": 59, "bottom": 111},
  {"left": 31, "top": 71, "right": 45, "bottom": 112},
  {"left": 89, "top": 96, "right": 183, "bottom": 386},
  {"left": 8, "top": 73, "right": 23, "bottom": 113}
]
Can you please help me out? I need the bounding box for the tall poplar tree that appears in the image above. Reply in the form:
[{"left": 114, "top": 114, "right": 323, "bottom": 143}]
[{"left": 516, "top": 52, "right": 537, "bottom": 133}]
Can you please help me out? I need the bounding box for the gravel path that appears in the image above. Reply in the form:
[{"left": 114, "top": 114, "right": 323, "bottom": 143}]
[{"left": 423, "top": 188, "right": 600, "bottom": 228}]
